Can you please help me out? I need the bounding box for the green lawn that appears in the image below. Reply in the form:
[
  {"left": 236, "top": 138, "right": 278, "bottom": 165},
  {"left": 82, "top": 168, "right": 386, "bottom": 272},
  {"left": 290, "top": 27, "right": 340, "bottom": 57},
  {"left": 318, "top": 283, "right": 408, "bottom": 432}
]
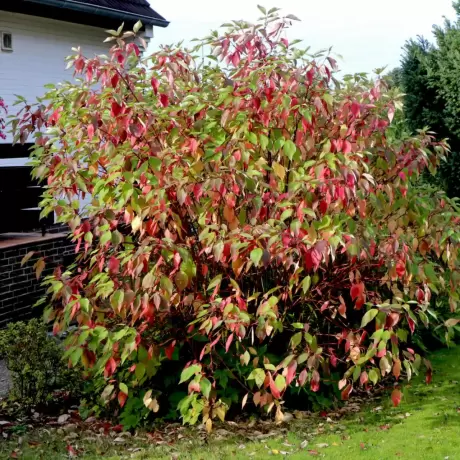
[{"left": 2, "top": 346, "right": 460, "bottom": 459}]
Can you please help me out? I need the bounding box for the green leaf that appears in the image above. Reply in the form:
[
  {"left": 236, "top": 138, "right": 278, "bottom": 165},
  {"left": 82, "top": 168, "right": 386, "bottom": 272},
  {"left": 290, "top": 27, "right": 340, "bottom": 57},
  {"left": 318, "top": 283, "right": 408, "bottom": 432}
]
[
  {"left": 111, "top": 230, "right": 123, "bottom": 246},
  {"left": 368, "top": 368, "right": 378, "bottom": 385},
  {"left": 322, "top": 93, "right": 333, "bottom": 106},
  {"left": 110, "top": 290, "right": 124, "bottom": 310},
  {"left": 257, "top": 4, "right": 267, "bottom": 14},
  {"left": 142, "top": 272, "right": 155, "bottom": 289},
  {"left": 100, "top": 231, "right": 111, "bottom": 245},
  {"left": 250, "top": 248, "right": 263, "bottom": 267},
  {"left": 246, "top": 131, "right": 257, "bottom": 145},
  {"left": 135, "top": 363, "right": 146, "bottom": 380},
  {"left": 101, "top": 384, "right": 114, "bottom": 401},
  {"left": 290, "top": 332, "right": 302, "bottom": 348},
  {"left": 283, "top": 139, "right": 297, "bottom": 160},
  {"left": 297, "top": 353, "right": 308, "bottom": 364},
  {"left": 200, "top": 378, "right": 212, "bottom": 399},
  {"left": 259, "top": 134, "right": 269, "bottom": 150},
  {"left": 248, "top": 368, "right": 266, "bottom": 388},
  {"left": 119, "top": 382, "right": 129, "bottom": 395},
  {"left": 275, "top": 374, "right": 286, "bottom": 391},
  {"left": 70, "top": 347, "right": 82, "bottom": 366},
  {"left": 301, "top": 276, "right": 311, "bottom": 294},
  {"left": 161, "top": 276, "right": 174, "bottom": 296},
  {"left": 353, "top": 365, "right": 361, "bottom": 382},
  {"left": 424, "top": 264, "right": 438, "bottom": 284},
  {"left": 361, "top": 309, "right": 379, "bottom": 327},
  {"left": 208, "top": 275, "right": 222, "bottom": 291},
  {"left": 180, "top": 364, "right": 202, "bottom": 384},
  {"left": 347, "top": 243, "right": 359, "bottom": 256},
  {"left": 149, "top": 157, "right": 162, "bottom": 171},
  {"left": 133, "top": 20, "right": 143, "bottom": 33},
  {"left": 175, "top": 271, "right": 189, "bottom": 291}
]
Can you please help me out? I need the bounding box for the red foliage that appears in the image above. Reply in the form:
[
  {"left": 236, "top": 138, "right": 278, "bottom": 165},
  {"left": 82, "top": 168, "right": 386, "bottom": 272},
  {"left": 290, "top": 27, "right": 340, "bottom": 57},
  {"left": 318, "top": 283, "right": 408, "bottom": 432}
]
[{"left": 13, "top": 10, "right": 460, "bottom": 426}]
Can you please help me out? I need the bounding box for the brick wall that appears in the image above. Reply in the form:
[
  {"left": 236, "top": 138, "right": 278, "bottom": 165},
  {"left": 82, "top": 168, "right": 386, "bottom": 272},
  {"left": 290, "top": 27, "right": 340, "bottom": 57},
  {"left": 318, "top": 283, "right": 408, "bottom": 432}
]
[{"left": 0, "top": 234, "right": 75, "bottom": 327}]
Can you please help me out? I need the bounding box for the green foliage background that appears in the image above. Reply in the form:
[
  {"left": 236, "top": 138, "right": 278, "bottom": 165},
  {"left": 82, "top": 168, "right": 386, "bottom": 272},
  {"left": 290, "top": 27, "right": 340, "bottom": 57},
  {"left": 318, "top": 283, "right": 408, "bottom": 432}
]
[{"left": 396, "top": 1, "right": 460, "bottom": 197}]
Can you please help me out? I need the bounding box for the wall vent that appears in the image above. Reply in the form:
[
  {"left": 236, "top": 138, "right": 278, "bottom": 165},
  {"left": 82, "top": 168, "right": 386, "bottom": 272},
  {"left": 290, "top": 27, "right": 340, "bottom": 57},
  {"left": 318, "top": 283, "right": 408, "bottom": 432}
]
[{"left": 1, "top": 32, "right": 13, "bottom": 51}]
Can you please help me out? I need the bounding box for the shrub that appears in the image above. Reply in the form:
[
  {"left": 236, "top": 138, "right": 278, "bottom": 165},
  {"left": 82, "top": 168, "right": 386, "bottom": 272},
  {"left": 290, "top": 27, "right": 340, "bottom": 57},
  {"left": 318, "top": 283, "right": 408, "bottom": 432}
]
[
  {"left": 0, "top": 96, "right": 6, "bottom": 140},
  {"left": 13, "top": 8, "right": 460, "bottom": 429},
  {"left": 0, "top": 319, "right": 79, "bottom": 407}
]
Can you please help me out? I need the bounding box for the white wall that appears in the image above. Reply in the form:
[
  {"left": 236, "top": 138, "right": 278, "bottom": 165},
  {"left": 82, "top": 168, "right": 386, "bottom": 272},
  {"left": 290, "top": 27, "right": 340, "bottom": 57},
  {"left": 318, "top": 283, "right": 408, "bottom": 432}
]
[{"left": 0, "top": 11, "right": 109, "bottom": 152}]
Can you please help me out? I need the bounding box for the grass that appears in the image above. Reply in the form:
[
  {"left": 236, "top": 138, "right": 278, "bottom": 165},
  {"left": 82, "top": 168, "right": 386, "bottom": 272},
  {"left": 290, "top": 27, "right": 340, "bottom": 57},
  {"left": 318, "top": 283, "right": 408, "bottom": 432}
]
[{"left": 2, "top": 346, "right": 460, "bottom": 459}]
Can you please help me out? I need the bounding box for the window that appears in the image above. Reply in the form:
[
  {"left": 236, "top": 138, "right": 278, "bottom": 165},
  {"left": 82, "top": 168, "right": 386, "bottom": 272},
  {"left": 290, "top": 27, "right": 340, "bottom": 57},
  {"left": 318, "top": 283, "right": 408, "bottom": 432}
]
[{"left": 1, "top": 32, "right": 13, "bottom": 51}]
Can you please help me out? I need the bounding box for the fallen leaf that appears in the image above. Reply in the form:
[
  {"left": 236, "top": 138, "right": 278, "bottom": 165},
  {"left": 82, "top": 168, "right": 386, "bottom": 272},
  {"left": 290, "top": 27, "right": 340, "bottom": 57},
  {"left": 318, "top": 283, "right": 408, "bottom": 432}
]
[
  {"left": 66, "top": 445, "right": 78, "bottom": 457},
  {"left": 58, "top": 414, "right": 71, "bottom": 424},
  {"left": 391, "top": 388, "right": 402, "bottom": 407}
]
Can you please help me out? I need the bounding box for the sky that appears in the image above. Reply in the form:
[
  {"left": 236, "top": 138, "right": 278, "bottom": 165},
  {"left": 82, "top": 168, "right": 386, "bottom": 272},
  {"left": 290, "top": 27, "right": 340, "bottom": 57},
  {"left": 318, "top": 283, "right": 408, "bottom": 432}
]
[{"left": 148, "top": 0, "right": 457, "bottom": 75}]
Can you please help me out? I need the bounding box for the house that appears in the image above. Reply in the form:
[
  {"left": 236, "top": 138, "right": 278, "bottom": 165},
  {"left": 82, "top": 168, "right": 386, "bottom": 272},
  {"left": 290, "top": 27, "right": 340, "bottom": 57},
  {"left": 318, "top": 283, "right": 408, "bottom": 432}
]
[{"left": 0, "top": 0, "right": 169, "bottom": 325}]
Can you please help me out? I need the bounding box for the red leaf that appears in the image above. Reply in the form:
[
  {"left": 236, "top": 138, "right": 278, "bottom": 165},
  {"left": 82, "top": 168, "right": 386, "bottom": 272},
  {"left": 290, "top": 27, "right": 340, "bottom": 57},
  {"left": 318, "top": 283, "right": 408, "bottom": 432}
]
[
  {"left": 386, "top": 312, "right": 400, "bottom": 328},
  {"left": 426, "top": 369, "right": 432, "bottom": 384},
  {"left": 269, "top": 375, "right": 281, "bottom": 398},
  {"left": 108, "top": 256, "right": 120, "bottom": 274},
  {"left": 189, "top": 381, "right": 201, "bottom": 393},
  {"left": 360, "top": 371, "right": 368, "bottom": 385},
  {"left": 151, "top": 77, "right": 160, "bottom": 94},
  {"left": 407, "top": 316, "right": 415, "bottom": 334},
  {"left": 118, "top": 391, "right": 128, "bottom": 408},
  {"left": 393, "top": 359, "right": 401, "bottom": 380},
  {"left": 355, "top": 295, "right": 365, "bottom": 310},
  {"left": 231, "top": 52, "right": 240, "bottom": 67},
  {"left": 310, "top": 370, "right": 320, "bottom": 392},
  {"left": 111, "top": 101, "right": 123, "bottom": 117},
  {"left": 286, "top": 360, "right": 297, "bottom": 386},
  {"left": 330, "top": 353, "right": 338, "bottom": 367},
  {"left": 391, "top": 388, "right": 402, "bottom": 407},
  {"left": 341, "top": 384, "right": 352, "bottom": 400},
  {"left": 350, "top": 282, "right": 363, "bottom": 300},
  {"left": 338, "top": 300, "right": 347, "bottom": 318},
  {"left": 104, "top": 357, "right": 117, "bottom": 378},
  {"left": 342, "top": 140, "right": 352, "bottom": 154},
  {"left": 111, "top": 73, "right": 120, "bottom": 88},
  {"left": 159, "top": 93, "right": 169, "bottom": 107},
  {"left": 396, "top": 260, "right": 406, "bottom": 278},
  {"left": 165, "top": 341, "right": 176, "bottom": 360},
  {"left": 298, "top": 368, "right": 308, "bottom": 386},
  {"left": 225, "top": 333, "right": 234, "bottom": 353},
  {"left": 351, "top": 101, "right": 360, "bottom": 117}
]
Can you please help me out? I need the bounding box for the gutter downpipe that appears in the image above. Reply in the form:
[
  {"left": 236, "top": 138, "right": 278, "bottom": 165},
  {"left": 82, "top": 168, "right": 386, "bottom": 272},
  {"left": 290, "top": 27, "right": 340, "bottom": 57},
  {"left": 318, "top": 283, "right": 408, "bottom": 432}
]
[{"left": 23, "top": 0, "right": 170, "bottom": 28}]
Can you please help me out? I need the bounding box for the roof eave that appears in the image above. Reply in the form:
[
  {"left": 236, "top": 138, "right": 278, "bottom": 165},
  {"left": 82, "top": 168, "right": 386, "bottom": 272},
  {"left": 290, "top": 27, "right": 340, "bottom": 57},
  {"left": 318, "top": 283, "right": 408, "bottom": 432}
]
[{"left": 23, "top": 0, "right": 170, "bottom": 28}]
